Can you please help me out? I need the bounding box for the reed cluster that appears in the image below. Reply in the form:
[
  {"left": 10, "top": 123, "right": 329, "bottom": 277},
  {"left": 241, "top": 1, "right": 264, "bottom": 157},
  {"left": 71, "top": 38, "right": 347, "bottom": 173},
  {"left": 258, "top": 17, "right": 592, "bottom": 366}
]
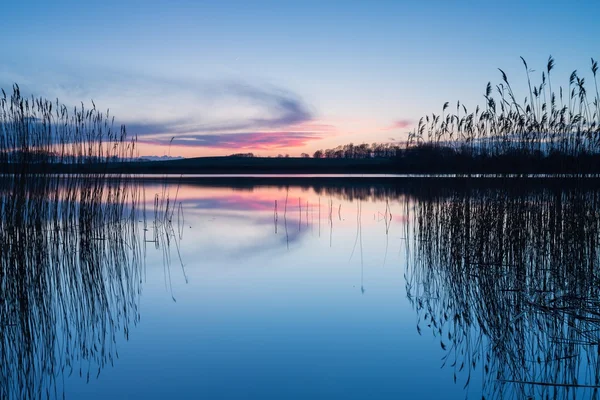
[
  {"left": 408, "top": 57, "right": 600, "bottom": 158},
  {"left": 0, "top": 84, "right": 136, "bottom": 174}
]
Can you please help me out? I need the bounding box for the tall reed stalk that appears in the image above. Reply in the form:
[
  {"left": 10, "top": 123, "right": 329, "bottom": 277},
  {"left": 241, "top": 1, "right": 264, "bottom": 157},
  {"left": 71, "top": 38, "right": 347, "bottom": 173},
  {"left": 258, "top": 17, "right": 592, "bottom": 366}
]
[{"left": 0, "top": 84, "right": 136, "bottom": 175}]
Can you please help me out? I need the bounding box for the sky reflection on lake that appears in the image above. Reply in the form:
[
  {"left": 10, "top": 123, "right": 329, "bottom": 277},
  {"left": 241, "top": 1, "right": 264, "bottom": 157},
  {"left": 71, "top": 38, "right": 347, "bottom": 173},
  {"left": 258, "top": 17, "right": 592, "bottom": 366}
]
[
  {"left": 5, "top": 180, "right": 600, "bottom": 399},
  {"left": 62, "top": 182, "right": 474, "bottom": 399}
]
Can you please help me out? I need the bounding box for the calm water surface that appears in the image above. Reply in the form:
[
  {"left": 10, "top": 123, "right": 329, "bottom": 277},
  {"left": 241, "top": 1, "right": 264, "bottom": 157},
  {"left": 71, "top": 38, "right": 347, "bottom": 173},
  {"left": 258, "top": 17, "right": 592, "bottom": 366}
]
[{"left": 4, "top": 179, "right": 600, "bottom": 399}]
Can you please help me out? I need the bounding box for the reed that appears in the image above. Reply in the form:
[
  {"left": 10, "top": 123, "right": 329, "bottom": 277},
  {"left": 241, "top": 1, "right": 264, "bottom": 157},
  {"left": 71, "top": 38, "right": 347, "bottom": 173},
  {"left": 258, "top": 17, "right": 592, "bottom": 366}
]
[
  {"left": 0, "top": 84, "right": 136, "bottom": 175},
  {"left": 406, "top": 57, "right": 600, "bottom": 170}
]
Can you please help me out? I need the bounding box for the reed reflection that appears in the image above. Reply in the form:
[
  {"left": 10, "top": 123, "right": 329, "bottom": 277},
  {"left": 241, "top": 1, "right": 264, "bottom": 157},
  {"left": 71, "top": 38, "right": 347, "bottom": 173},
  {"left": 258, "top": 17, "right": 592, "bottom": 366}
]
[
  {"left": 0, "top": 175, "right": 146, "bottom": 400},
  {"left": 406, "top": 184, "right": 600, "bottom": 399}
]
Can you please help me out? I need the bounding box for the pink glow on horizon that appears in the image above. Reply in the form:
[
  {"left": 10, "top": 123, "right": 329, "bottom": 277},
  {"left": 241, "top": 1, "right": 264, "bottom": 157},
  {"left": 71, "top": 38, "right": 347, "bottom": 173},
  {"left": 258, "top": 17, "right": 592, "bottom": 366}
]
[
  {"left": 135, "top": 120, "right": 339, "bottom": 157},
  {"left": 132, "top": 118, "right": 414, "bottom": 158},
  {"left": 139, "top": 185, "right": 412, "bottom": 232}
]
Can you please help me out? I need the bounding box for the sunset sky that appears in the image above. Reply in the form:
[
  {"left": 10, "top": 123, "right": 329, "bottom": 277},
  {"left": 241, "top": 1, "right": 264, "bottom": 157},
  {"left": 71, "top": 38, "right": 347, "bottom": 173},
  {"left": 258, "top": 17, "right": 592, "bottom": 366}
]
[{"left": 2, "top": 0, "right": 599, "bottom": 158}]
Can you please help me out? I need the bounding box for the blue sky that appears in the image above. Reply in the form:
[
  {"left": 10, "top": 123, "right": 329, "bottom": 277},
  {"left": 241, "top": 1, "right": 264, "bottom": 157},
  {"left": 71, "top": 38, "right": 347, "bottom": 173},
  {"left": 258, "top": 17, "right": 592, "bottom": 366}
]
[{"left": 1, "top": 0, "right": 599, "bottom": 156}]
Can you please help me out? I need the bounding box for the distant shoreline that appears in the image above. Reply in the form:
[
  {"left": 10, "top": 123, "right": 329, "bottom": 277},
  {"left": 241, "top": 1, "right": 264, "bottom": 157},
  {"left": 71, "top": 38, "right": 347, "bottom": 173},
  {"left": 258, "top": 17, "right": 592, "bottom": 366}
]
[
  {"left": 117, "top": 153, "right": 600, "bottom": 175},
  {"left": 3, "top": 154, "right": 600, "bottom": 176}
]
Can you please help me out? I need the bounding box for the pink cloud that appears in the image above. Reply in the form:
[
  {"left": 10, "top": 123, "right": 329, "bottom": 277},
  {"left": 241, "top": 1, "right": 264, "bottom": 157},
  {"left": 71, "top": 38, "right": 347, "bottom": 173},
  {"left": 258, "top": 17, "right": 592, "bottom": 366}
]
[
  {"left": 382, "top": 119, "right": 413, "bottom": 131},
  {"left": 139, "top": 120, "right": 338, "bottom": 151},
  {"left": 142, "top": 131, "right": 326, "bottom": 150}
]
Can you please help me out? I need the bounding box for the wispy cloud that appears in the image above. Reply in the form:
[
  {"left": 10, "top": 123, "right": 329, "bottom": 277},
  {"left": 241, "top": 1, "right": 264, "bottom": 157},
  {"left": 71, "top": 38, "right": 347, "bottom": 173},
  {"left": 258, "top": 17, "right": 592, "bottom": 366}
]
[
  {"left": 144, "top": 131, "right": 325, "bottom": 149},
  {"left": 125, "top": 83, "right": 314, "bottom": 137},
  {"left": 0, "top": 63, "right": 336, "bottom": 153},
  {"left": 222, "top": 82, "right": 312, "bottom": 129}
]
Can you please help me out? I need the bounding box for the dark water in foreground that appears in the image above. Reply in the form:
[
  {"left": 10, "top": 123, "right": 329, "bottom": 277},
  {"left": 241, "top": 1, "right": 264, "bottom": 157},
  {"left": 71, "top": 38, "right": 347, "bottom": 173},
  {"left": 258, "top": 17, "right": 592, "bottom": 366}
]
[{"left": 3, "top": 179, "right": 600, "bottom": 399}]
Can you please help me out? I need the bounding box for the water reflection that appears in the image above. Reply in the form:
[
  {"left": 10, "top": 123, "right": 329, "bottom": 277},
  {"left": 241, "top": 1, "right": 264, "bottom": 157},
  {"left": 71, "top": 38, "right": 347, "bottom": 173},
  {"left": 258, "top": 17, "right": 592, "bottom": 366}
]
[
  {"left": 5, "top": 177, "right": 600, "bottom": 399},
  {"left": 175, "top": 180, "right": 600, "bottom": 398},
  {"left": 0, "top": 176, "right": 180, "bottom": 400},
  {"left": 407, "top": 184, "right": 600, "bottom": 399}
]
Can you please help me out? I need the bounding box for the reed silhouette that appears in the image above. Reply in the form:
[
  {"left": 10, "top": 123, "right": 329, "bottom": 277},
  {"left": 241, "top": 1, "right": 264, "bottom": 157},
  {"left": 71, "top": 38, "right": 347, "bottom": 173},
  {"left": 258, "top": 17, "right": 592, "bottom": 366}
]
[
  {"left": 0, "top": 86, "right": 185, "bottom": 399},
  {"left": 401, "top": 58, "right": 600, "bottom": 174},
  {"left": 0, "top": 85, "right": 136, "bottom": 174}
]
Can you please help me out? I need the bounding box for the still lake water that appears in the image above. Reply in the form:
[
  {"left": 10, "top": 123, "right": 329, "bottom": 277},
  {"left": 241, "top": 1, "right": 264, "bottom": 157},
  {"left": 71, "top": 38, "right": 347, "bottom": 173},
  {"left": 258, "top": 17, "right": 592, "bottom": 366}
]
[{"left": 4, "top": 178, "right": 600, "bottom": 399}]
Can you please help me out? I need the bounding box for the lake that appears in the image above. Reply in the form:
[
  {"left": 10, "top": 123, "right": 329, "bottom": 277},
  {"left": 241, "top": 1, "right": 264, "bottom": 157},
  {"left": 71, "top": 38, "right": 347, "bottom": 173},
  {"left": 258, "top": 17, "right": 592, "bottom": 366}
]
[{"left": 3, "top": 177, "right": 600, "bottom": 399}]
